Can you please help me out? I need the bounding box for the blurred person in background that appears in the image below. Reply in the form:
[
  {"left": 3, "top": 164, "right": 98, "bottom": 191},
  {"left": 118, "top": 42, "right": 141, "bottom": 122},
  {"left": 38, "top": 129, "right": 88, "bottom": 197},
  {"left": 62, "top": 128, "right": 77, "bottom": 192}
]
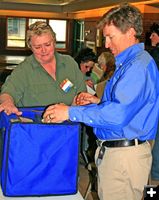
[
  {"left": 96, "top": 51, "right": 115, "bottom": 98},
  {"left": 149, "top": 22, "right": 159, "bottom": 185},
  {"left": 149, "top": 23, "right": 159, "bottom": 69},
  {"left": 98, "top": 51, "right": 115, "bottom": 81},
  {"left": 74, "top": 47, "right": 97, "bottom": 89}
]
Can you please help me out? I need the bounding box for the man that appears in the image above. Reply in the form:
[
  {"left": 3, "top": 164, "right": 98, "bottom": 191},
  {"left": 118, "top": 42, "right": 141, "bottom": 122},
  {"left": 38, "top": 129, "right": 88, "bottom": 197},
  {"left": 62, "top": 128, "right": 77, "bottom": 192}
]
[
  {"left": 149, "top": 23, "right": 159, "bottom": 184},
  {"left": 149, "top": 23, "right": 159, "bottom": 69},
  {"left": 0, "top": 21, "right": 86, "bottom": 115},
  {"left": 43, "top": 3, "right": 159, "bottom": 200}
]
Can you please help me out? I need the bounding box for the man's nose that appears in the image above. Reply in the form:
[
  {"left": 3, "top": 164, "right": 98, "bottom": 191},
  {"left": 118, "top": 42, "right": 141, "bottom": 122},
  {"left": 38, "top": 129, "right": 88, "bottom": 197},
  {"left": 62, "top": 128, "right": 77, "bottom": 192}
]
[{"left": 105, "top": 38, "right": 110, "bottom": 48}]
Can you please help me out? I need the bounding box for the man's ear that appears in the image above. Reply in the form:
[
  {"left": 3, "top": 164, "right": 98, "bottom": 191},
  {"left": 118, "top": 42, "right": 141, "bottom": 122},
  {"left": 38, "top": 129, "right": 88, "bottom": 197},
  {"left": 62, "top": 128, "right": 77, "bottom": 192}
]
[{"left": 127, "top": 27, "right": 136, "bottom": 38}]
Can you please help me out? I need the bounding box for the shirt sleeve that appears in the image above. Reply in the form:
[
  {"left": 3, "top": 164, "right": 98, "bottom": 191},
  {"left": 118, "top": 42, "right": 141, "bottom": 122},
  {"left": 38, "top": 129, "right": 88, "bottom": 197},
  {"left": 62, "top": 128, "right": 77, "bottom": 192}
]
[
  {"left": 73, "top": 60, "right": 87, "bottom": 94},
  {"left": 1, "top": 63, "right": 26, "bottom": 104}
]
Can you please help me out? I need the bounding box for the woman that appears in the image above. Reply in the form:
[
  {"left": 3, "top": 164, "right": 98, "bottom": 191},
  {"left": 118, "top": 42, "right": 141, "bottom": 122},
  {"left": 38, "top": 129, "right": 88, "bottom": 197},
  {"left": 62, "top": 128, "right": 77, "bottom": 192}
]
[{"left": 0, "top": 21, "right": 86, "bottom": 115}]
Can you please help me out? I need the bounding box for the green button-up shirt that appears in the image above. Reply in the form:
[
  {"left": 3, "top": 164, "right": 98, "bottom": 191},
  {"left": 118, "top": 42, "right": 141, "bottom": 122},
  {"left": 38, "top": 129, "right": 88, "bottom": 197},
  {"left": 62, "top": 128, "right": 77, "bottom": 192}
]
[{"left": 1, "top": 52, "right": 86, "bottom": 107}]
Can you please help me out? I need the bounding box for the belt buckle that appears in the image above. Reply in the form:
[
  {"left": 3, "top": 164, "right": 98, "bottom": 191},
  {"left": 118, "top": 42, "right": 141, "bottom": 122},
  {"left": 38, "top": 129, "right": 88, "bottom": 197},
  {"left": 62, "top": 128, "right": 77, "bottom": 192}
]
[
  {"left": 134, "top": 139, "right": 144, "bottom": 145},
  {"left": 135, "top": 139, "right": 138, "bottom": 146}
]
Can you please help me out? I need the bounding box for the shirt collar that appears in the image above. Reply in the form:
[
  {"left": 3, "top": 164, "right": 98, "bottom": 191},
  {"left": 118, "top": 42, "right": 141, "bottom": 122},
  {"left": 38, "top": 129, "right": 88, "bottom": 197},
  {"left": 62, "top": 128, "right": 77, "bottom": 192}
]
[
  {"left": 55, "top": 51, "right": 66, "bottom": 67},
  {"left": 31, "top": 51, "right": 65, "bottom": 69},
  {"left": 115, "top": 43, "right": 144, "bottom": 70}
]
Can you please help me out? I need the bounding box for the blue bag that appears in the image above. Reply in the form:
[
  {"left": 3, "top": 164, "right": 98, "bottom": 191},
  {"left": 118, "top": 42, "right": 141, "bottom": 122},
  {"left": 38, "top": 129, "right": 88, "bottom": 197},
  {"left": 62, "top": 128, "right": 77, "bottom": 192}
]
[{"left": 0, "top": 107, "right": 80, "bottom": 197}]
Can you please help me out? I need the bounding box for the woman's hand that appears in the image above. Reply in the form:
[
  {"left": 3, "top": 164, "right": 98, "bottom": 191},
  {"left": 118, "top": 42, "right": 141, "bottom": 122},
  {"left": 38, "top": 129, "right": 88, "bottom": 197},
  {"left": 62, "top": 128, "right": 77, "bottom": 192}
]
[
  {"left": 0, "top": 93, "right": 22, "bottom": 115},
  {"left": 75, "top": 92, "right": 100, "bottom": 105}
]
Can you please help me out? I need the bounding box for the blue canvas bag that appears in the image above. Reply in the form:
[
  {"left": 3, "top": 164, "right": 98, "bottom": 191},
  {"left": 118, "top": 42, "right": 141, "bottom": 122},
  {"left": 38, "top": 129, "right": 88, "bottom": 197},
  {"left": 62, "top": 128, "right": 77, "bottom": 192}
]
[{"left": 0, "top": 107, "right": 80, "bottom": 197}]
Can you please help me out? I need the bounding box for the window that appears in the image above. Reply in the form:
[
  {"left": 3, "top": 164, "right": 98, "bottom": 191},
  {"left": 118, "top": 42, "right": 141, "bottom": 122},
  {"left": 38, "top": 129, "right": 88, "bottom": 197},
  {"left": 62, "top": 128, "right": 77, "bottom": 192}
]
[
  {"left": 7, "top": 18, "right": 26, "bottom": 47},
  {"left": 7, "top": 18, "right": 68, "bottom": 50},
  {"left": 49, "top": 20, "right": 67, "bottom": 49}
]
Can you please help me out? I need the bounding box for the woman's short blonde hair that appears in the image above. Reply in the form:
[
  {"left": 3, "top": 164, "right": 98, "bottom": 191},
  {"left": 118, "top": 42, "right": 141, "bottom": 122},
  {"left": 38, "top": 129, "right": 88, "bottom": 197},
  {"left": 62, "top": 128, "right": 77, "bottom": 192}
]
[
  {"left": 26, "top": 21, "right": 56, "bottom": 48},
  {"left": 98, "top": 51, "right": 115, "bottom": 72}
]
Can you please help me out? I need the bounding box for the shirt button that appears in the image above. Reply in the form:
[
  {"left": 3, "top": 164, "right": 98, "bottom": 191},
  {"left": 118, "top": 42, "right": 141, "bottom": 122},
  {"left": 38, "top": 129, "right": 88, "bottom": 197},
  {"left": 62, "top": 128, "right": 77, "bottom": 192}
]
[{"left": 73, "top": 117, "right": 77, "bottom": 121}]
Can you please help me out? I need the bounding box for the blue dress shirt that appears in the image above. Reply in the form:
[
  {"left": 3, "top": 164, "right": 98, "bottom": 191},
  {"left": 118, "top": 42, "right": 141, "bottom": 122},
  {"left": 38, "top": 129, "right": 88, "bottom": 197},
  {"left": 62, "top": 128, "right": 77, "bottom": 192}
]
[{"left": 69, "top": 43, "right": 159, "bottom": 140}]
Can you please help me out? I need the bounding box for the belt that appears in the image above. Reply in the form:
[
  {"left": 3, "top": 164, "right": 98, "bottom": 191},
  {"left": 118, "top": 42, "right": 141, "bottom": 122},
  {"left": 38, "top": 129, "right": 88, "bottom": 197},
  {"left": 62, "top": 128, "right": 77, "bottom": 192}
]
[{"left": 97, "top": 139, "right": 146, "bottom": 148}]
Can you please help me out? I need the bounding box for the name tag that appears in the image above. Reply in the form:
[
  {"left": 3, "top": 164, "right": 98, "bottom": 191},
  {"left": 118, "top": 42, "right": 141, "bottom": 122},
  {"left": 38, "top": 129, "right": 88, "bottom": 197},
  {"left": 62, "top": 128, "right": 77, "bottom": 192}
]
[{"left": 60, "top": 78, "right": 73, "bottom": 93}]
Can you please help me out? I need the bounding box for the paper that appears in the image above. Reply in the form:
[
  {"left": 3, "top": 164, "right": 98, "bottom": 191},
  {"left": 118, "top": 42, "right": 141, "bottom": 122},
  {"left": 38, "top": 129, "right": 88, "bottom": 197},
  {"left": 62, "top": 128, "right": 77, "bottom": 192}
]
[{"left": 86, "top": 85, "right": 96, "bottom": 95}]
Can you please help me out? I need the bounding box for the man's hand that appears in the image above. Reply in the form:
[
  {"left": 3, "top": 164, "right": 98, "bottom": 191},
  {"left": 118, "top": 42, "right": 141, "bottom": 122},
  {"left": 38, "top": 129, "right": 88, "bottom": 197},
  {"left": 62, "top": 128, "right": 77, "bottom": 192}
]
[
  {"left": 75, "top": 92, "right": 100, "bottom": 105},
  {"left": 43, "top": 103, "right": 69, "bottom": 123},
  {"left": 0, "top": 93, "right": 22, "bottom": 116}
]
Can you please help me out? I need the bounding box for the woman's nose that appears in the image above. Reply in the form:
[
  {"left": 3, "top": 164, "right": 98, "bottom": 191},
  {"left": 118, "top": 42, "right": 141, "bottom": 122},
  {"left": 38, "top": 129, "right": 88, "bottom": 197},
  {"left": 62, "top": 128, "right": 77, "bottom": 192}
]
[{"left": 41, "top": 46, "right": 46, "bottom": 52}]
